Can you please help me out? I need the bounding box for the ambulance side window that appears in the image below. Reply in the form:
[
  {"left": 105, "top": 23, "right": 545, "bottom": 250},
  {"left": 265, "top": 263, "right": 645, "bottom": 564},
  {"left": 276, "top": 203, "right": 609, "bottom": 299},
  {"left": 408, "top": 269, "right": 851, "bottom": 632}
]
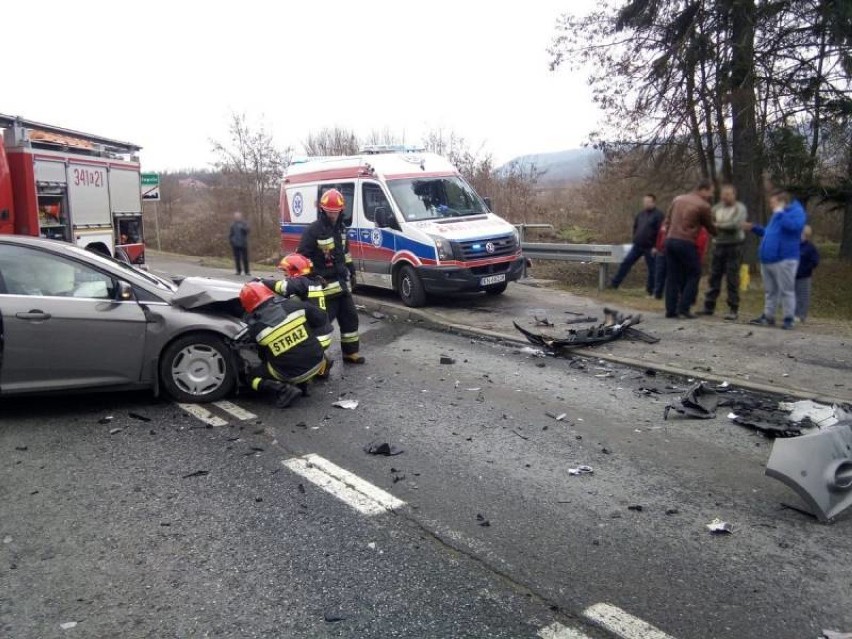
[
  {"left": 318, "top": 183, "right": 355, "bottom": 226},
  {"left": 362, "top": 183, "right": 392, "bottom": 223}
]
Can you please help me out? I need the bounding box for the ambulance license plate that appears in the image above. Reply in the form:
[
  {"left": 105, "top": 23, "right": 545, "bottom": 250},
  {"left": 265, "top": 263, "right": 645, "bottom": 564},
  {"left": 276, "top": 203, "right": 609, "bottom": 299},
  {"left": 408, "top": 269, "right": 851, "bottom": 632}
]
[{"left": 480, "top": 274, "right": 506, "bottom": 287}]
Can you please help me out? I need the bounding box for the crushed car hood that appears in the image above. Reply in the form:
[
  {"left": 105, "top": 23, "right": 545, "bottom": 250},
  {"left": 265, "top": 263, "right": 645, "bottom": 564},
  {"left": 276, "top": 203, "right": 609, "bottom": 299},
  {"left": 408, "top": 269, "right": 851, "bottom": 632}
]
[{"left": 171, "top": 277, "right": 244, "bottom": 311}]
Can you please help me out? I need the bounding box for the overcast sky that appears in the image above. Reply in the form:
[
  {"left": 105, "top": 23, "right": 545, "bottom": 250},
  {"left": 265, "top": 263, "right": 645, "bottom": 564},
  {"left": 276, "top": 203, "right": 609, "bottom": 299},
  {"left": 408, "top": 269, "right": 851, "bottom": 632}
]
[{"left": 4, "top": 0, "right": 599, "bottom": 170}]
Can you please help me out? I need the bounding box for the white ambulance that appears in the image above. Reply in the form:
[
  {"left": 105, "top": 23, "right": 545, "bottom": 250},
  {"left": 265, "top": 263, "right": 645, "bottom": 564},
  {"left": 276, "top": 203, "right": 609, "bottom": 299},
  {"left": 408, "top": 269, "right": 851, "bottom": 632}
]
[{"left": 279, "top": 147, "right": 524, "bottom": 307}]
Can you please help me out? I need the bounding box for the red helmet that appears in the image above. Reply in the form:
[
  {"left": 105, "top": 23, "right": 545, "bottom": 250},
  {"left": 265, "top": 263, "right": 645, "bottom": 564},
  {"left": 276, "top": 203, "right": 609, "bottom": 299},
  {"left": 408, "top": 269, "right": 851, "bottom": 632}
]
[
  {"left": 319, "top": 188, "right": 345, "bottom": 214},
  {"left": 239, "top": 281, "right": 275, "bottom": 313},
  {"left": 278, "top": 253, "right": 313, "bottom": 277}
]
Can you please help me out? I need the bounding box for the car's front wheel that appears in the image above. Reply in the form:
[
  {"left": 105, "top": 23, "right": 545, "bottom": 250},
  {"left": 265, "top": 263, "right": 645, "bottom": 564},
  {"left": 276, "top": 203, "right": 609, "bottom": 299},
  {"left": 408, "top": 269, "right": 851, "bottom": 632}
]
[{"left": 159, "top": 333, "right": 236, "bottom": 403}]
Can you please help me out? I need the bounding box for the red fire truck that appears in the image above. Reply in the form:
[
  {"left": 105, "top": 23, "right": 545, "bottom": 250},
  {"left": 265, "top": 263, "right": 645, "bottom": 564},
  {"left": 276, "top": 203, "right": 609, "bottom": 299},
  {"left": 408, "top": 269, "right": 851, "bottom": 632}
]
[{"left": 0, "top": 114, "right": 146, "bottom": 263}]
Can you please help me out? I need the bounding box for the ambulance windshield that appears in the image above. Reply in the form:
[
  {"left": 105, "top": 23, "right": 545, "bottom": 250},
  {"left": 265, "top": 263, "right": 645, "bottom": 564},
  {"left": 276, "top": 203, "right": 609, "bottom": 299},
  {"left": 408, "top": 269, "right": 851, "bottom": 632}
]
[{"left": 387, "top": 176, "right": 487, "bottom": 222}]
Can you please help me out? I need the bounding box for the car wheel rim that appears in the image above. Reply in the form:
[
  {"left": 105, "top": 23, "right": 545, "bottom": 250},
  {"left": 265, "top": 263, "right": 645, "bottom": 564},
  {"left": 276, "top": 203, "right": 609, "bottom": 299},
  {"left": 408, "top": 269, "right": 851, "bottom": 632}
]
[
  {"left": 401, "top": 276, "right": 412, "bottom": 299},
  {"left": 171, "top": 344, "right": 227, "bottom": 397}
]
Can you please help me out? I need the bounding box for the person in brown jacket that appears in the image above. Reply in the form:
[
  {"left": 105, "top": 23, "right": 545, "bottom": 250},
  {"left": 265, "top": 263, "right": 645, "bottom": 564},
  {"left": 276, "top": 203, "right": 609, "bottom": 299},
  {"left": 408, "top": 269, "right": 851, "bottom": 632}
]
[{"left": 664, "top": 180, "right": 717, "bottom": 318}]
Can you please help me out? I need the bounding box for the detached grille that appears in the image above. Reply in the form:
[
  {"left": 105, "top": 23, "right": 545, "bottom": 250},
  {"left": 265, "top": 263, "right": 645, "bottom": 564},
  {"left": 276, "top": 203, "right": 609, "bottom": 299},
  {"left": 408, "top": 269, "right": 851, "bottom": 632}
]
[{"left": 455, "top": 234, "right": 517, "bottom": 261}]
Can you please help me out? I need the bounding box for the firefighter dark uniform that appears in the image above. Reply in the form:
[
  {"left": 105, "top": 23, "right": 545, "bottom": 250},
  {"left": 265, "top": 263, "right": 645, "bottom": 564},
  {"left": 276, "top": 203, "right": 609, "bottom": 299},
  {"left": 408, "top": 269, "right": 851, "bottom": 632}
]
[
  {"left": 296, "top": 188, "right": 365, "bottom": 364},
  {"left": 239, "top": 282, "right": 333, "bottom": 408}
]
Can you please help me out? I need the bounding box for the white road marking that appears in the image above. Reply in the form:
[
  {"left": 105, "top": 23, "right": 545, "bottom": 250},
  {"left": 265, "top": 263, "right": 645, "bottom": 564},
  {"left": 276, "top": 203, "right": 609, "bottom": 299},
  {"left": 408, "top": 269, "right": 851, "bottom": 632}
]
[
  {"left": 538, "top": 621, "right": 594, "bottom": 638},
  {"left": 212, "top": 400, "right": 257, "bottom": 421},
  {"left": 176, "top": 403, "right": 228, "bottom": 427},
  {"left": 583, "top": 603, "right": 675, "bottom": 639},
  {"left": 282, "top": 454, "right": 405, "bottom": 516}
]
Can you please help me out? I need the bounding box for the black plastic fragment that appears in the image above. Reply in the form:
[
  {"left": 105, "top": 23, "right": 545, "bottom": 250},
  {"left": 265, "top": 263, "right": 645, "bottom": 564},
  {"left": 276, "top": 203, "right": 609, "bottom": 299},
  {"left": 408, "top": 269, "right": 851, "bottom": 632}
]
[{"left": 364, "top": 441, "right": 404, "bottom": 456}]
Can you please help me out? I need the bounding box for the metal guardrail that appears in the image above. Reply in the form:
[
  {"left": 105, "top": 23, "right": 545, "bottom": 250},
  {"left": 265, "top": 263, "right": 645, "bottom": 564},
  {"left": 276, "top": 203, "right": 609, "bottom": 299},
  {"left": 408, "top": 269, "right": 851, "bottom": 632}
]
[{"left": 515, "top": 226, "right": 632, "bottom": 290}]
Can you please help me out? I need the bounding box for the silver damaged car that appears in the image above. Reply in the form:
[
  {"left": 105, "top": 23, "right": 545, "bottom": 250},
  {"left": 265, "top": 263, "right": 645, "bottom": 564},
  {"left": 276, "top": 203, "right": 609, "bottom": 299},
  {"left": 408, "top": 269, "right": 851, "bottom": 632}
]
[{"left": 0, "top": 236, "right": 250, "bottom": 403}]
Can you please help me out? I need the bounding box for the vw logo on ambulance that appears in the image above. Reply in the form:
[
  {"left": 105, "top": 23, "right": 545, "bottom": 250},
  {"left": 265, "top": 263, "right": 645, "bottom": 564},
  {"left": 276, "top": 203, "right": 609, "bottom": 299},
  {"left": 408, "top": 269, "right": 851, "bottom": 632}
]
[{"left": 485, "top": 242, "right": 496, "bottom": 254}]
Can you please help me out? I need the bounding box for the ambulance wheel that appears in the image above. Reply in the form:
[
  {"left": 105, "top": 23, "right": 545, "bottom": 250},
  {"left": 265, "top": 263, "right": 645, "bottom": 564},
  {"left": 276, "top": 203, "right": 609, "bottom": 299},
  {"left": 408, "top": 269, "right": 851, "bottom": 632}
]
[
  {"left": 160, "top": 333, "right": 236, "bottom": 403},
  {"left": 484, "top": 282, "right": 508, "bottom": 296},
  {"left": 397, "top": 265, "right": 427, "bottom": 307}
]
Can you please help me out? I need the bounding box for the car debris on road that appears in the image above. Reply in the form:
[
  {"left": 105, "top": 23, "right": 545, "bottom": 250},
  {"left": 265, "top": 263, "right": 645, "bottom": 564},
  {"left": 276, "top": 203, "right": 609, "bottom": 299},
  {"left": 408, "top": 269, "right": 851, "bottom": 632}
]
[
  {"left": 765, "top": 418, "right": 852, "bottom": 523},
  {"left": 706, "top": 519, "right": 733, "bottom": 534},
  {"left": 332, "top": 399, "right": 359, "bottom": 410},
  {"left": 663, "top": 382, "right": 719, "bottom": 420},
  {"left": 364, "top": 442, "right": 404, "bottom": 456},
  {"left": 515, "top": 308, "right": 659, "bottom": 354},
  {"left": 726, "top": 398, "right": 847, "bottom": 438},
  {"left": 568, "top": 465, "right": 594, "bottom": 476}
]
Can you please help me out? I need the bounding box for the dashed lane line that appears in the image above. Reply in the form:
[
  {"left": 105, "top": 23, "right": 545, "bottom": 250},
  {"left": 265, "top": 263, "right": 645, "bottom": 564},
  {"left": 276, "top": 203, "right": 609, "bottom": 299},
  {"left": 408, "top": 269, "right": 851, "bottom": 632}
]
[
  {"left": 583, "top": 603, "right": 675, "bottom": 639},
  {"left": 176, "top": 403, "right": 228, "bottom": 427},
  {"left": 538, "top": 621, "right": 595, "bottom": 638},
  {"left": 282, "top": 453, "right": 405, "bottom": 516},
  {"left": 212, "top": 400, "right": 257, "bottom": 421}
]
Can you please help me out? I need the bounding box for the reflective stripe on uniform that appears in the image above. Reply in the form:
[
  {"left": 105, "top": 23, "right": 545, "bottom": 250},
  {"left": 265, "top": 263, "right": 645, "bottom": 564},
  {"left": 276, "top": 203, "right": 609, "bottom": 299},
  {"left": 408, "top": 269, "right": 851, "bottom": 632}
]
[
  {"left": 273, "top": 280, "right": 286, "bottom": 295},
  {"left": 322, "top": 281, "right": 343, "bottom": 295},
  {"left": 341, "top": 331, "right": 359, "bottom": 344},
  {"left": 345, "top": 253, "right": 353, "bottom": 263},
  {"left": 289, "top": 360, "right": 325, "bottom": 384},
  {"left": 317, "top": 237, "right": 335, "bottom": 249},
  {"left": 267, "top": 362, "right": 286, "bottom": 381},
  {"left": 257, "top": 310, "right": 307, "bottom": 346},
  {"left": 317, "top": 332, "right": 333, "bottom": 349},
  {"left": 251, "top": 378, "right": 263, "bottom": 391}
]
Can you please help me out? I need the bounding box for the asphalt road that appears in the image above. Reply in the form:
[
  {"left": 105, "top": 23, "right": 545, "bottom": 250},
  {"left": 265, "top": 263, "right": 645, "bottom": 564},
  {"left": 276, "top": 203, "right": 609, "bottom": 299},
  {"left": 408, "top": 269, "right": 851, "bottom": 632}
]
[{"left": 3, "top": 260, "right": 851, "bottom": 639}]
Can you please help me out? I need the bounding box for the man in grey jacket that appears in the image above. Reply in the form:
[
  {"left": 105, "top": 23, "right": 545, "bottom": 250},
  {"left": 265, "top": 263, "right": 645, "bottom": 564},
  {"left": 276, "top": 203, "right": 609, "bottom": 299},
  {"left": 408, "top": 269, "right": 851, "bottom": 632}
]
[
  {"left": 229, "top": 211, "right": 250, "bottom": 276},
  {"left": 701, "top": 184, "right": 747, "bottom": 320}
]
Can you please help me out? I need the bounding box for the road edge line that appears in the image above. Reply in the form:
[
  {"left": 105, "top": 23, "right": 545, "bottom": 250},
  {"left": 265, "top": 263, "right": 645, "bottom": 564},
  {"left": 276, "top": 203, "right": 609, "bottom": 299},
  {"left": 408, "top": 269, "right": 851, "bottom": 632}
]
[{"left": 353, "top": 294, "right": 849, "bottom": 405}]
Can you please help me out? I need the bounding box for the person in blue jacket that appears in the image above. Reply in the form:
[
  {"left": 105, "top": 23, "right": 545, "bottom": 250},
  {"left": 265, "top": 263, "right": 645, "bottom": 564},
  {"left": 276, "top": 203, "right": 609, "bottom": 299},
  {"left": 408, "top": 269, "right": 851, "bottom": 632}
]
[
  {"left": 795, "top": 225, "right": 820, "bottom": 322},
  {"left": 743, "top": 190, "right": 807, "bottom": 330}
]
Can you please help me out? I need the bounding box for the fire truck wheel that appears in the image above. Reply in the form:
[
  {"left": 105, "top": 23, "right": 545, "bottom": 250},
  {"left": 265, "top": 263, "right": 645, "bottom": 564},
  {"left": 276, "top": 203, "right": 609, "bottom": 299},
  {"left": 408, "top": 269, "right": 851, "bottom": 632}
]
[
  {"left": 397, "top": 264, "right": 427, "bottom": 308},
  {"left": 159, "top": 333, "right": 236, "bottom": 403}
]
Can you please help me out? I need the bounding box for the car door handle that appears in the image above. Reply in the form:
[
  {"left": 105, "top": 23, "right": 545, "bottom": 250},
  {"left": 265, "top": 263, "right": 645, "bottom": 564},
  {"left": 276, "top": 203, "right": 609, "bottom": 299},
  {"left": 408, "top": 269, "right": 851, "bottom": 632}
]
[{"left": 16, "top": 310, "right": 52, "bottom": 321}]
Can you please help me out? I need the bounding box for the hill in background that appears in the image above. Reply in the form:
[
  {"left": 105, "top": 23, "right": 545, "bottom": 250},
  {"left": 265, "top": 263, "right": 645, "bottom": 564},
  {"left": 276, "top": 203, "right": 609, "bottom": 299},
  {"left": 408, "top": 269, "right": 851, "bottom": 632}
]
[{"left": 498, "top": 148, "right": 602, "bottom": 186}]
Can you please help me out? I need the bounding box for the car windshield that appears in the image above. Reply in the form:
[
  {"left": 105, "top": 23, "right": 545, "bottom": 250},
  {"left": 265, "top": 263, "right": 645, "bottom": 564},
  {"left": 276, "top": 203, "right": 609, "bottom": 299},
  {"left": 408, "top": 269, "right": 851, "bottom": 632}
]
[
  {"left": 387, "top": 177, "right": 487, "bottom": 222},
  {"left": 64, "top": 245, "right": 176, "bottom": 292}
]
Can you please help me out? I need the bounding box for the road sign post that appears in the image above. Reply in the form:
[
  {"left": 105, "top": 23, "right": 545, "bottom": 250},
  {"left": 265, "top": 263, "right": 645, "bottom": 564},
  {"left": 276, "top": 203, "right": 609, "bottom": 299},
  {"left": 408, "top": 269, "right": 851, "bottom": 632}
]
[{"left": 141, "top": 173, "right": 162, "bottom": 250}]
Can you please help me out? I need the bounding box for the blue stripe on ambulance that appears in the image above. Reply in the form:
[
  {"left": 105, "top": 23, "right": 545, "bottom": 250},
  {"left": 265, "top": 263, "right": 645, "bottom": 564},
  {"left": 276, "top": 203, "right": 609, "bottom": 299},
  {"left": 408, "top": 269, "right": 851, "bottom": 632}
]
[{"left": 282, "top": 224, "right": 436, "bottom": 262}]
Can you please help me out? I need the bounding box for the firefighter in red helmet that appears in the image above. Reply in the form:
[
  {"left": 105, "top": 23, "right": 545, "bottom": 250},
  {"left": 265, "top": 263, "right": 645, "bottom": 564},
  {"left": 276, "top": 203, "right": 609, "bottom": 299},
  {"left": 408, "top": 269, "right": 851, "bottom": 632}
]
[
  {"left": 262, "top": 254, "right": 328, "bottom": 309},
  {"left": 297, "top": 187, "right": 365, "bottom": 364},
  {"left": 238, "top": 281, "right": 333, "bottom": 408}
]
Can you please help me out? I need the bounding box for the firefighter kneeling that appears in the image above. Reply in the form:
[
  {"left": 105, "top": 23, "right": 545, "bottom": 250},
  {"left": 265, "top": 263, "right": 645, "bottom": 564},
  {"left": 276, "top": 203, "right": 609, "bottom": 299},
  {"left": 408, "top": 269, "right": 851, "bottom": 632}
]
[{"left": 239, "top": 281, "right": 333, "bottom": 408}]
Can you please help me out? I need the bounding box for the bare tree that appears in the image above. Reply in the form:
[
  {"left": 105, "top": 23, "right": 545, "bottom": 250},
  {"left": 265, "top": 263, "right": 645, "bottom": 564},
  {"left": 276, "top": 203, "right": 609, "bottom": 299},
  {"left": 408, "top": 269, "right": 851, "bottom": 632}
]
[
  {"left": 211, "top": 112, "right": 290, "bottom": 235},
  {"left": 303, "top": 126, "right": 360, "bottom": 156}
]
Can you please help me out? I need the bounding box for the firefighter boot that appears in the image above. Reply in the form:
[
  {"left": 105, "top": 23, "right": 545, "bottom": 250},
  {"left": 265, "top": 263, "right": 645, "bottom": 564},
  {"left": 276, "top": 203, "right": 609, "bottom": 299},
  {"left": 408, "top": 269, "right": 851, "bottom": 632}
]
[
  {"left": 275, "top": 384, "right": 302, "bottom": 409},
  {"left": 343, "top": 353, "right": 366, "bottom": 365}
]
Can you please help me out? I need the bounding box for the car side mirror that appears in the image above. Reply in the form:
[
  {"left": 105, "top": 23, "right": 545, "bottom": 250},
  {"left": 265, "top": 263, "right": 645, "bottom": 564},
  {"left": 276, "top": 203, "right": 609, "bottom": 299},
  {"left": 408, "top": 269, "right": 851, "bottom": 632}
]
[
  {"left": 116, "top": 280, "right": 134, "bottom": 301},
  {"left": 483, "top": 197, "right": 493, "bottom": 211},
  {"left": 375, "top": 207, "right": 399, "bottom": 230}
]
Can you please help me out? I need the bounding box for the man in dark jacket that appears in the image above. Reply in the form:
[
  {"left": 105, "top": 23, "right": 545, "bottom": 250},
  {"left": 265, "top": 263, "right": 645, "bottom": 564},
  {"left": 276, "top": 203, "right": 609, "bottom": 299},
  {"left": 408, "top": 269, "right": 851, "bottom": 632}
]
[
  {"left": 239, "top": 282, "right": 333, "bottom": 408},
  {"left": 610, "top": 194, "right": 665, "bottom": 294},
  {"left": 229, "top": 211, "right": 250, "bottom": 276},
  {"left": 297, "top": 188, "right": 365, "bottom": 364},
  {"left": 664, "top": 180, "right": 717, "bottom": 319}
]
